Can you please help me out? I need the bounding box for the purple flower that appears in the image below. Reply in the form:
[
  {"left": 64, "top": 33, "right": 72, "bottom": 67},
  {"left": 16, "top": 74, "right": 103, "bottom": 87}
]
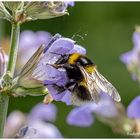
[
  {"left": 64, "top": 1, "right": 75, "bottom": 8},
  {"left": 28, "top": 103, "right": 57, "bottom": 122},
  {"left": 42, "top": 34, "right": 86, "bottom": 105},
  {"left": 127, "top": 95, "right": 140, "bottom": 119},
  {"left": 3, "top": 1, "right": 74, "bottom": 23},
  {"left": 53, "top": 1, "right": 74, "bottom": 13},
  {"left": 4, "top": 111, "right": 26, "bottom": 138},
  {"left": 67, "top": 105, "right": 95, "bottom": 127},
  {"left": 4, "top": 103, "right": 63, "bottom": 138},
  {"left": 23, "top": 121, "right": 63, "bottom": 138},
  {"left": 16, "top": 122, "right": 63, "bottom": 138},
  {"left": 23, "top": 1, "right": 74, "bottom": 21},
  {"left": 15, "top": 31, "right": 86, "bottom": 103},
  {"left": 27, "top": 103, "right": 62, "bottom": 138},
  {"left": 66, "top": 93, "right": 118, "bottom": 127},
  {"left": 120, "top": 28, "right": 140, "bottom": 82},
  {"left": 133, "top": 31, "right": 140, "bottom": 48}
]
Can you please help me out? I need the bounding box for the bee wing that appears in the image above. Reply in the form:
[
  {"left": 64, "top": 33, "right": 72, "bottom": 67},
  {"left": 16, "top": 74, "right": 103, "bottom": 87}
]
[
  {"left": 79, "top": 66, "right": 121, "bottom": 103},
  {"left": 94, "top": 69, "right": 121, "bottom": 102},
  {"left": 19, "top": 45, "right": 45, "bottom": 79},
  {"left": 77, "top": 66, "right": 101, "bottom": 103}
]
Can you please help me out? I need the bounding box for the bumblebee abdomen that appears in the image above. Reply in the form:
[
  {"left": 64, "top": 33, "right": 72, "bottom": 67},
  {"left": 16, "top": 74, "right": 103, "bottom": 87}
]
[
  {"left": 73, "top": 84, "right": 92, "bottom": 101},
  {"left": 64, "top": 65, "right": 83, "bottom": 81}
]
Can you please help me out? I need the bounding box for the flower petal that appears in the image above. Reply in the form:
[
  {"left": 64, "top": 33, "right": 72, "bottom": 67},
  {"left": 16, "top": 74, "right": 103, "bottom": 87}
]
[
  {"left": 120, "top": 50, "right": 135, "bottom": 65},
  {"left": 44, "top": 65, "right": 68, "bottom": 86},
  {"left": 127, "top": 95, "right": 140, "bottom": 119},
  {"left": 89, "top": 93, "right": 118, "bottom": 117},
  {"left": 44, "top": 37, "right": 75, "bottom": 64},
  {"left": 16, "top": 123, "right": 63, "bottom": 138},
  {"left": 61, "top": 90, "right": 72, "bottom": 105},
  {"left": 66, "top": 93, "right": 118, "bottom": 127},
  {"left": 28, "top": 103, "right": 57, "bottom": 122},
  {"left": 4, "top": 111, "right": 26, "bottom": 138},
  {"left": 69, "top": 44, "right": 86, "bottom": 55},
  {"left": 67, "top": 106, "right": 94, "bottom": 127},
  {"left": 35, "top": 31, "right": 52, "bottom": 47},
  {"left": 133, "top": 32, "right": 140, "bottom": 48}
]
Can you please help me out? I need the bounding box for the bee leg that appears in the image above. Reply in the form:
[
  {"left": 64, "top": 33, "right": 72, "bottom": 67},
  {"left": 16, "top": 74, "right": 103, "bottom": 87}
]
[
  {"left": 45, "top": 80, "right": 76, "bottom": 94},
  {"left": 54, "top": 79, "right": 76, "bottom": 94},
  {"left": 46, "top": 64, "right": 63, "bottom": 69},
  {"left": 63, "top": 63, "right": 74, "bottom": 69},
  {"left": 65, "top": 79, "right": 76, "bottom": 89},
  {"left": 50, "top": 84, "right": 67, "bottom": 94},
  {"left": 54, "top": 80, "right": 77, "bottom": 94}
]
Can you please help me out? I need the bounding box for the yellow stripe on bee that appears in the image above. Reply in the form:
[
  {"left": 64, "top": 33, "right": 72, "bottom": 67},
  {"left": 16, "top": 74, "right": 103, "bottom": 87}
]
[
  {"left": 80, "top": 79, "right": 87, "bottom": 87},
  {"left": 85, "top": 65, "right": 96, "bottom": 74},
  {"left": 68, "top": 53, "right": 81, "bottom": 64}
]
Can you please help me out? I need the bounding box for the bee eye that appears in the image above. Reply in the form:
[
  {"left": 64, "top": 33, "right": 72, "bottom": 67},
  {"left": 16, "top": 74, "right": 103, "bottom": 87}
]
[
  {"left": 78, "top": 58, "right": 89, "bottom": 66},
  {"left": 78, "top": 57, "right": 94, "bottom": 66}
]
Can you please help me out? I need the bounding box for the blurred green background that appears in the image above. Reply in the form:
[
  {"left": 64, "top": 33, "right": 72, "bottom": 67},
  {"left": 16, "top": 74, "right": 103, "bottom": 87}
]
[{"left": 1, "top": 2, "right": 140, "bottom": 138}]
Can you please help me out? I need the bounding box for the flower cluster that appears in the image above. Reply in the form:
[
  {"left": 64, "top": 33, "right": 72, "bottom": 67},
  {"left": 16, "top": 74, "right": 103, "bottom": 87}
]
[
  {"left": 4, "top": 103, "right": 62, "bottom": 138},
  {"left": 66, "top": 93, "right": 140, "bottom": 136},
  {"left": 1, "top": 1, "right": 140, "bottom": 138},
  {"left": 120, "top": 26, "right": 140, "bottom": 83},
  {"left": 12, "top": 30, "right": 86, "bottom": 105},
  {"left": 67, "top": 93, "right": 118, "bottom": 127},
  {"left": 3, "top": 29, "right": 139, "bottom": 137},
  {"left": 0, "top": 1, "right": 74, "bottom": 23}
]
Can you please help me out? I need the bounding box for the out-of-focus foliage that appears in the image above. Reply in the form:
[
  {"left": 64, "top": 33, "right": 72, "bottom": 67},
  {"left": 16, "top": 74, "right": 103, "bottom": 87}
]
[{"left": 2, "top": 2, "right": 140, "bottom": 138}]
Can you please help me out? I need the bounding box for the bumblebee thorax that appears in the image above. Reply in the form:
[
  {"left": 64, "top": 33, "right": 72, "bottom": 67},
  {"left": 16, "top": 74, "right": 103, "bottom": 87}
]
[
  {"left": 68, "top": 53, "right": 95, "bottom": 67},
  {"left": 68, "top": 53, "right": 81, "bottom": 65}
]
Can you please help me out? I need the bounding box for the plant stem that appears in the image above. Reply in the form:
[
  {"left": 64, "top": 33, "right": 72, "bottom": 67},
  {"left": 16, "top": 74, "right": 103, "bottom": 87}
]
[
  {"left": 0, "top": 19, "right": 4, "bottom": 43},
  {"left": 0, "top": 95, "right": 9, "bottom": 137},
  {"left": 7, "top": 23, "right": 20, "bottom": 74},
  {"left": 0, "top": 23, "right": 20, "bottom": 138}
]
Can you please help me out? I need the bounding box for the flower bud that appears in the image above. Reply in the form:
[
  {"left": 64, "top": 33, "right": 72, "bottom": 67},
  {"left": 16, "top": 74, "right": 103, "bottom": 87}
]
[
  {"left": 4, "top": 2, "right": 23, "bottom": 12},
  {"left": 0, "top": 2, "right": 6, "bottom": 17},
  {"left": 0, "top": 2, "right": 11, "bottom": 21},
  {"left": 24, "top": 2, "right": 69, "bottom": 21},
  {"left": 0, "top": 2, "right": 73, "bottom": 23}
]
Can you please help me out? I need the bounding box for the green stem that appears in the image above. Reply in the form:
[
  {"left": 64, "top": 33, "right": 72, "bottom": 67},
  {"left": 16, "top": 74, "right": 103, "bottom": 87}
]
[
  {"left": 0, "top": 23, "right": 20, "bottom": 138},
  {"left": 7, "top": 23, "right": 20, "bottom": 74},
  {"left": 0, "top": 95, "right": 9, "bottom": 137},
  {"left": 0, "top": 19, "right": 4, "bottom": 43}
]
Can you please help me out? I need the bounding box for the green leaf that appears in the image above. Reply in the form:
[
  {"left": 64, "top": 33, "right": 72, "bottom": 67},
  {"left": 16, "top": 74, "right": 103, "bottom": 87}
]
[{"left": 11, "top": 85, "right": 48, "bottom": 97}]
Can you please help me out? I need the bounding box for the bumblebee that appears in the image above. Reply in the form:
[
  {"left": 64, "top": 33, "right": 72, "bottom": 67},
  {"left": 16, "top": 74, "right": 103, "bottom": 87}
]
[{"left": 51, "top": 53, "right": 121, "bottom": 106}]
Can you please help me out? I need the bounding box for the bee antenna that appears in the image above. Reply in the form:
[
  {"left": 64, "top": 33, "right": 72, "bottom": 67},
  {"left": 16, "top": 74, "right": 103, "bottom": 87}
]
[{"left": 44, "top": 34, "right": 61, "bottom": 53}]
